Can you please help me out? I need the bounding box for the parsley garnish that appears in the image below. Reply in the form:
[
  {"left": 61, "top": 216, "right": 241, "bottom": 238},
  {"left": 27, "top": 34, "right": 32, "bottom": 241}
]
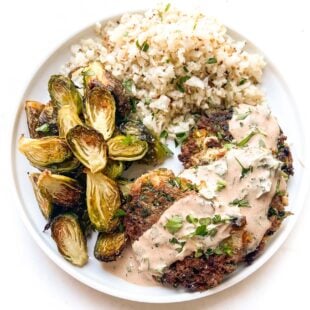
[
  {"left": 235, "top": 157, "right": 253, "bottom": 179},
  {"left": 136, "top": 40, "right": 150, "bottom": 52},
  {"left": 206, "top": 57, "right": 217, "bottom": 64},
  {"left": 165, "top": 215, "right": 183, "bottom": 234},
  {"left": 236, "top": 109, "right": 251, "bottom": 120},
  {"left": 216, "top": 179, "right": 227, "bottom": 191},
  {"left": 236, "top": 131, "right": 258, "bottom": 147},
  {"left": 238, "top": 78, "right": 247, "bottom": 86},
  {"left": 160, "top": 130, "right": 168, "bottom": 139},
  {"left": 174, "top": 132, "right": 189, "bottom": 147},
  {"left": 229, "top": 198, "right": 251, "bottom": 208},
  {"left": 176, "top": 75, "right": 191, "bottom": 93},
  {"left": 114, "top": 209, "right": 126, "bottom": 218},
  {"left": 122, "top": 79, "right": 134, "bottom": 93}
]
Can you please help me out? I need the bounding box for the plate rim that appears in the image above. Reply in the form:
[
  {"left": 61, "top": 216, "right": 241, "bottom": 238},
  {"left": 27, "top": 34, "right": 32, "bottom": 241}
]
[{"left": 10, "top": 9, "right": 310, "bottom": 304}]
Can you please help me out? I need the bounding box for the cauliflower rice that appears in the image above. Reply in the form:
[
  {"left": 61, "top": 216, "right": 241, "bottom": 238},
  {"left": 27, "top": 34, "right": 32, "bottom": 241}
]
[{"left": 63, "top": 3, "right": 265, "bottom": 136}]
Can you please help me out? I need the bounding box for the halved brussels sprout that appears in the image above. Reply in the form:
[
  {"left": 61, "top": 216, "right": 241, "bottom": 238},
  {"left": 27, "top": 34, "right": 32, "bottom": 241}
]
[
  {"left": 25, "top": 101, "right": 45, "bottom": 138},
  {"left": 29, "top": 173, "right": 53, "bottom": 219},
  {"left": 66, "top": 125, "right": 108, "bottom": 173},
  {"left": 84, "top": 86, "right": 116, "bottom": 140},
  {"left": 37, "top": 170, "right": 84, "bottom": 208},
  {"left": 142, "top": 138, "right": 173, "bottom": 165},
  {"left": 119, "top": 119, "right": 172, "bottom": 165},
  {"left": 94, "top": 232, "right": 127, "bottom": 262},
  {"left": 37, "top": 102, "right": 59, "bottom": 136},
  {"left": 107, "top": 135, "right": 148, "bottom": 161},
  {"left": 33, "top": 157, "right": 81, "bottom": 175},
  {"left": 18, "top": 136, "right": 73, "bottom": 167},
  {"left": 119, "top": 119, "right": 154, "bottom": 143},
  {"left": 86, "top": 170, "right": 121, "bottom": 232},
  {"left": 51, "top": 214, "right": 88, "bottom": 266},
  {"left": 103, "top": 160, "right": 124, "bottom": 179},
  {"left": 48, "top": 75, "right": 82, "bottom": 113},
  {"left": 58, "top": 105, "right": 83, "bottom": 138},
  {"left": 82, "top": 61, "right": 130, "bottom": 118}
]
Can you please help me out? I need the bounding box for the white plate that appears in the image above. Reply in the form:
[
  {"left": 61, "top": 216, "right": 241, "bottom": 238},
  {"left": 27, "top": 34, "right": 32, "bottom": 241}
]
[{"left": 10, "top": 9, "right": 309, "bottom": 304}]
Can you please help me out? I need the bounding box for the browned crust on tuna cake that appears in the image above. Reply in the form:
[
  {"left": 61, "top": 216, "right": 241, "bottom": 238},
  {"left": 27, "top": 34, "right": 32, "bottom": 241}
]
[
  {"left": 123, "top": 169, "right": 194, "bottom": 241},
  {"left": 277, "top": 133, "right": 294, "bottom": 176},
  {"left": 179, "top": 109, "right": 233, "bottom": 168}
]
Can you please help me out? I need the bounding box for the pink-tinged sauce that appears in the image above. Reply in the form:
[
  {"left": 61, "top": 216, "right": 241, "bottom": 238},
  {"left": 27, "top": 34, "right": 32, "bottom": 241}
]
[
  {"left": 228, "top": 103, "right": 280, "bottom": 151},
  {"left": 180, "top": 147, "right": 285, "bottom": 253},
  {"left": 132, "top": 194, "right": 240, "bottom": 276},
  {"left": 102, "top": 245, "right": 159, "bottom": 286}
]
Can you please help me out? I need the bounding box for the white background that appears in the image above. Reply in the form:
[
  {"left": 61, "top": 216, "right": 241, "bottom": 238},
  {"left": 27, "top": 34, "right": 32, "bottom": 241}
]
[{"left": 1, "top": 0, "right": 310, "bottom": 309}]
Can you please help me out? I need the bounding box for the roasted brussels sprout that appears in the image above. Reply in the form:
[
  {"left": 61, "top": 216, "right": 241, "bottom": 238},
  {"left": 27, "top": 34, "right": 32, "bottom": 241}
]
[
  {"left": 33, "top": 157, "right": 81, "bottom": 175},
  {"left": 51, "top": 214, "right": 88, "bottom": 266},
  {"left": 94, "top": 232, "right": 127, "bottom": 262},
  {"left": 86, "top": 170, "right": 121, "bottom": 232},
  {"left": 84, "top": 86, "right": 116, "bottom": 140},
  {"left": 48, "top": 75, "right": 82, "bottom": 113},
  {"left": 37, "top": 170, "right": 84, "bottom": 208},
  {"left": 119, "top": 119, "right": 153, "bottom": 143},
  {"left": 66, "top": 125, "right": 108, "bottom": 173},
  {"left": 29, "top": 173, "right": 53, "bottom": 219},
  {"left": 37, "top": 102, "right": 59, "bottom": 136},
  {"left": 25, "top": 101, "right": 45, "bottom": 138},
  {"left": 18, "top": 136, "right": 73, "bottom": 167},
  {"left": 58, "top": 105, "right": 83, "bottom": 138},
  {"left": 103, "top": 160, "right": 124, "bottom": 179},
  {"left": 83, "top": 61, "right": 130, "bottom": 119},
  {"left": 107, "top": 135, "right": 148, "bottom": 161},
  {"left": 141, "top": 138, "right": 173, "bottom": 165},
  {"left": 119, "top": 119, "right": 172, "bottom": 165}
]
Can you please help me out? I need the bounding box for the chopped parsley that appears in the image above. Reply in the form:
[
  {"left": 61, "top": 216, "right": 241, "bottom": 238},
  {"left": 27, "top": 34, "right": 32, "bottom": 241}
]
[
  {"left": 235, "top": 157, "right": 253, "bottom": 179},
  {"left": 122, "top": 135, "right": 135, "bottom": 146},
  {"left": 236, "top": 130, "right": 258, "bottom": 147},
  {"left": 122, "top": 78, "right": 134, "bottom": 93},
  {"left": 238, "top": 78, "right": 247, "bottom": 86},
  {"left": 136, "top": 40, "right": 150, "bottom": 52},
  {"left": 35, "top": 123, "right": 50, "bottom": 133},
  {"left": 164, "top": 3, "right": 171, "bottom": 12},
  {"left": 176, "top": 75, "right": 191, "bottom": 93},
  {"left": 174, "top": 131, "right": 189, "bottom": 147},
  {"left": 169, "top": 237, "right": 186, "bottom": 253},
  {"left": 129, "top": 97, "right": 138, "bottom": 113},
  {"left": 216, "top": 179, "right": 227, "bottom": 191},
  {"left": 229, "top": 198, "right": 251, "bottom": 208},
  {"left": 165, "top": 215, "right": 183, "bottom": 234},
  {"left": 168, "top": 177, "right": 181, "bottom": 188},
  {"left": 160, "top": 130, "right": 168, "bottom": 139},
  {"left": 114, "top": 209, "right": 126, "bottom": 218},
  {"left": 206, "top": 57, "right": 217, "bottom": 64},
  {"left": 236, "top": 109, "right": 251, "bottom": 120}
]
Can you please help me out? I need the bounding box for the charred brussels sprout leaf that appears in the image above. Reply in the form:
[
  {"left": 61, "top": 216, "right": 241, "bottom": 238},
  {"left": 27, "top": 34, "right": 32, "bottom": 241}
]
[
  {"left": 82, "top": 61, "right": 130, "bottom": 119},
  {"left": 86, "top": 171, "right": 121, "bottom": 232},
  {"left": 94, "top": 232, "right": 127, "bottom": 262},
  {"left": 103, "top": 160, "right": 124, "bottom": 179},
  {"left": 84, "top": 86, "right": 116, "bottom": 140},
  {"left": 66, "top": 125, "right": 108, "bottom": 173},
  {"left": 107, "top": 135, "right": 148, "bottom": 161},
  {"left": 58, "top": 105, "right": 83, "bottom": 138},
  {"left": 29, "top": 173, "right": 53, "bottom": 219},
  {"left": 37, "top": 170, "right": 84, "bottom": 208},
  {"left": 25, "top": 101, "right": 45, "bottom": 138},
  {"left": 48, "top": 75, "right": 82, "bottom": 113},
  {"left": 34, "top": 157, "right": 81, "bottom": 175},
  {"left": 18, "top": 136, "right": 73, "bottom": 168},
  {"left": 51, "top": 214, "right": 88, "bottom": 266}
]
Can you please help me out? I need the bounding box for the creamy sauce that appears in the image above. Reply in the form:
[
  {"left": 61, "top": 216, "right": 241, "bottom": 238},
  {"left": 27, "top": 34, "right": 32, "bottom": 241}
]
[
  {"left": 180, "top": 147, "right": 286, "bottom": 252},
  {"left": 102, "top": 245, "right": 159, "bottom": 286},
  {"left": 132, "top": 194, "right": 241, "bottom": 276},
  {"left": 229, "top": 103, "right": 280, "bottom": 151}
]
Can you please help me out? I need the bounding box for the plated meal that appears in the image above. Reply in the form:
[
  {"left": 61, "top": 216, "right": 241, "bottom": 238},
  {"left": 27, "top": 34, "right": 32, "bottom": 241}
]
[{"left": 18, "top": 4, "right": 293, "bottom": 293}]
